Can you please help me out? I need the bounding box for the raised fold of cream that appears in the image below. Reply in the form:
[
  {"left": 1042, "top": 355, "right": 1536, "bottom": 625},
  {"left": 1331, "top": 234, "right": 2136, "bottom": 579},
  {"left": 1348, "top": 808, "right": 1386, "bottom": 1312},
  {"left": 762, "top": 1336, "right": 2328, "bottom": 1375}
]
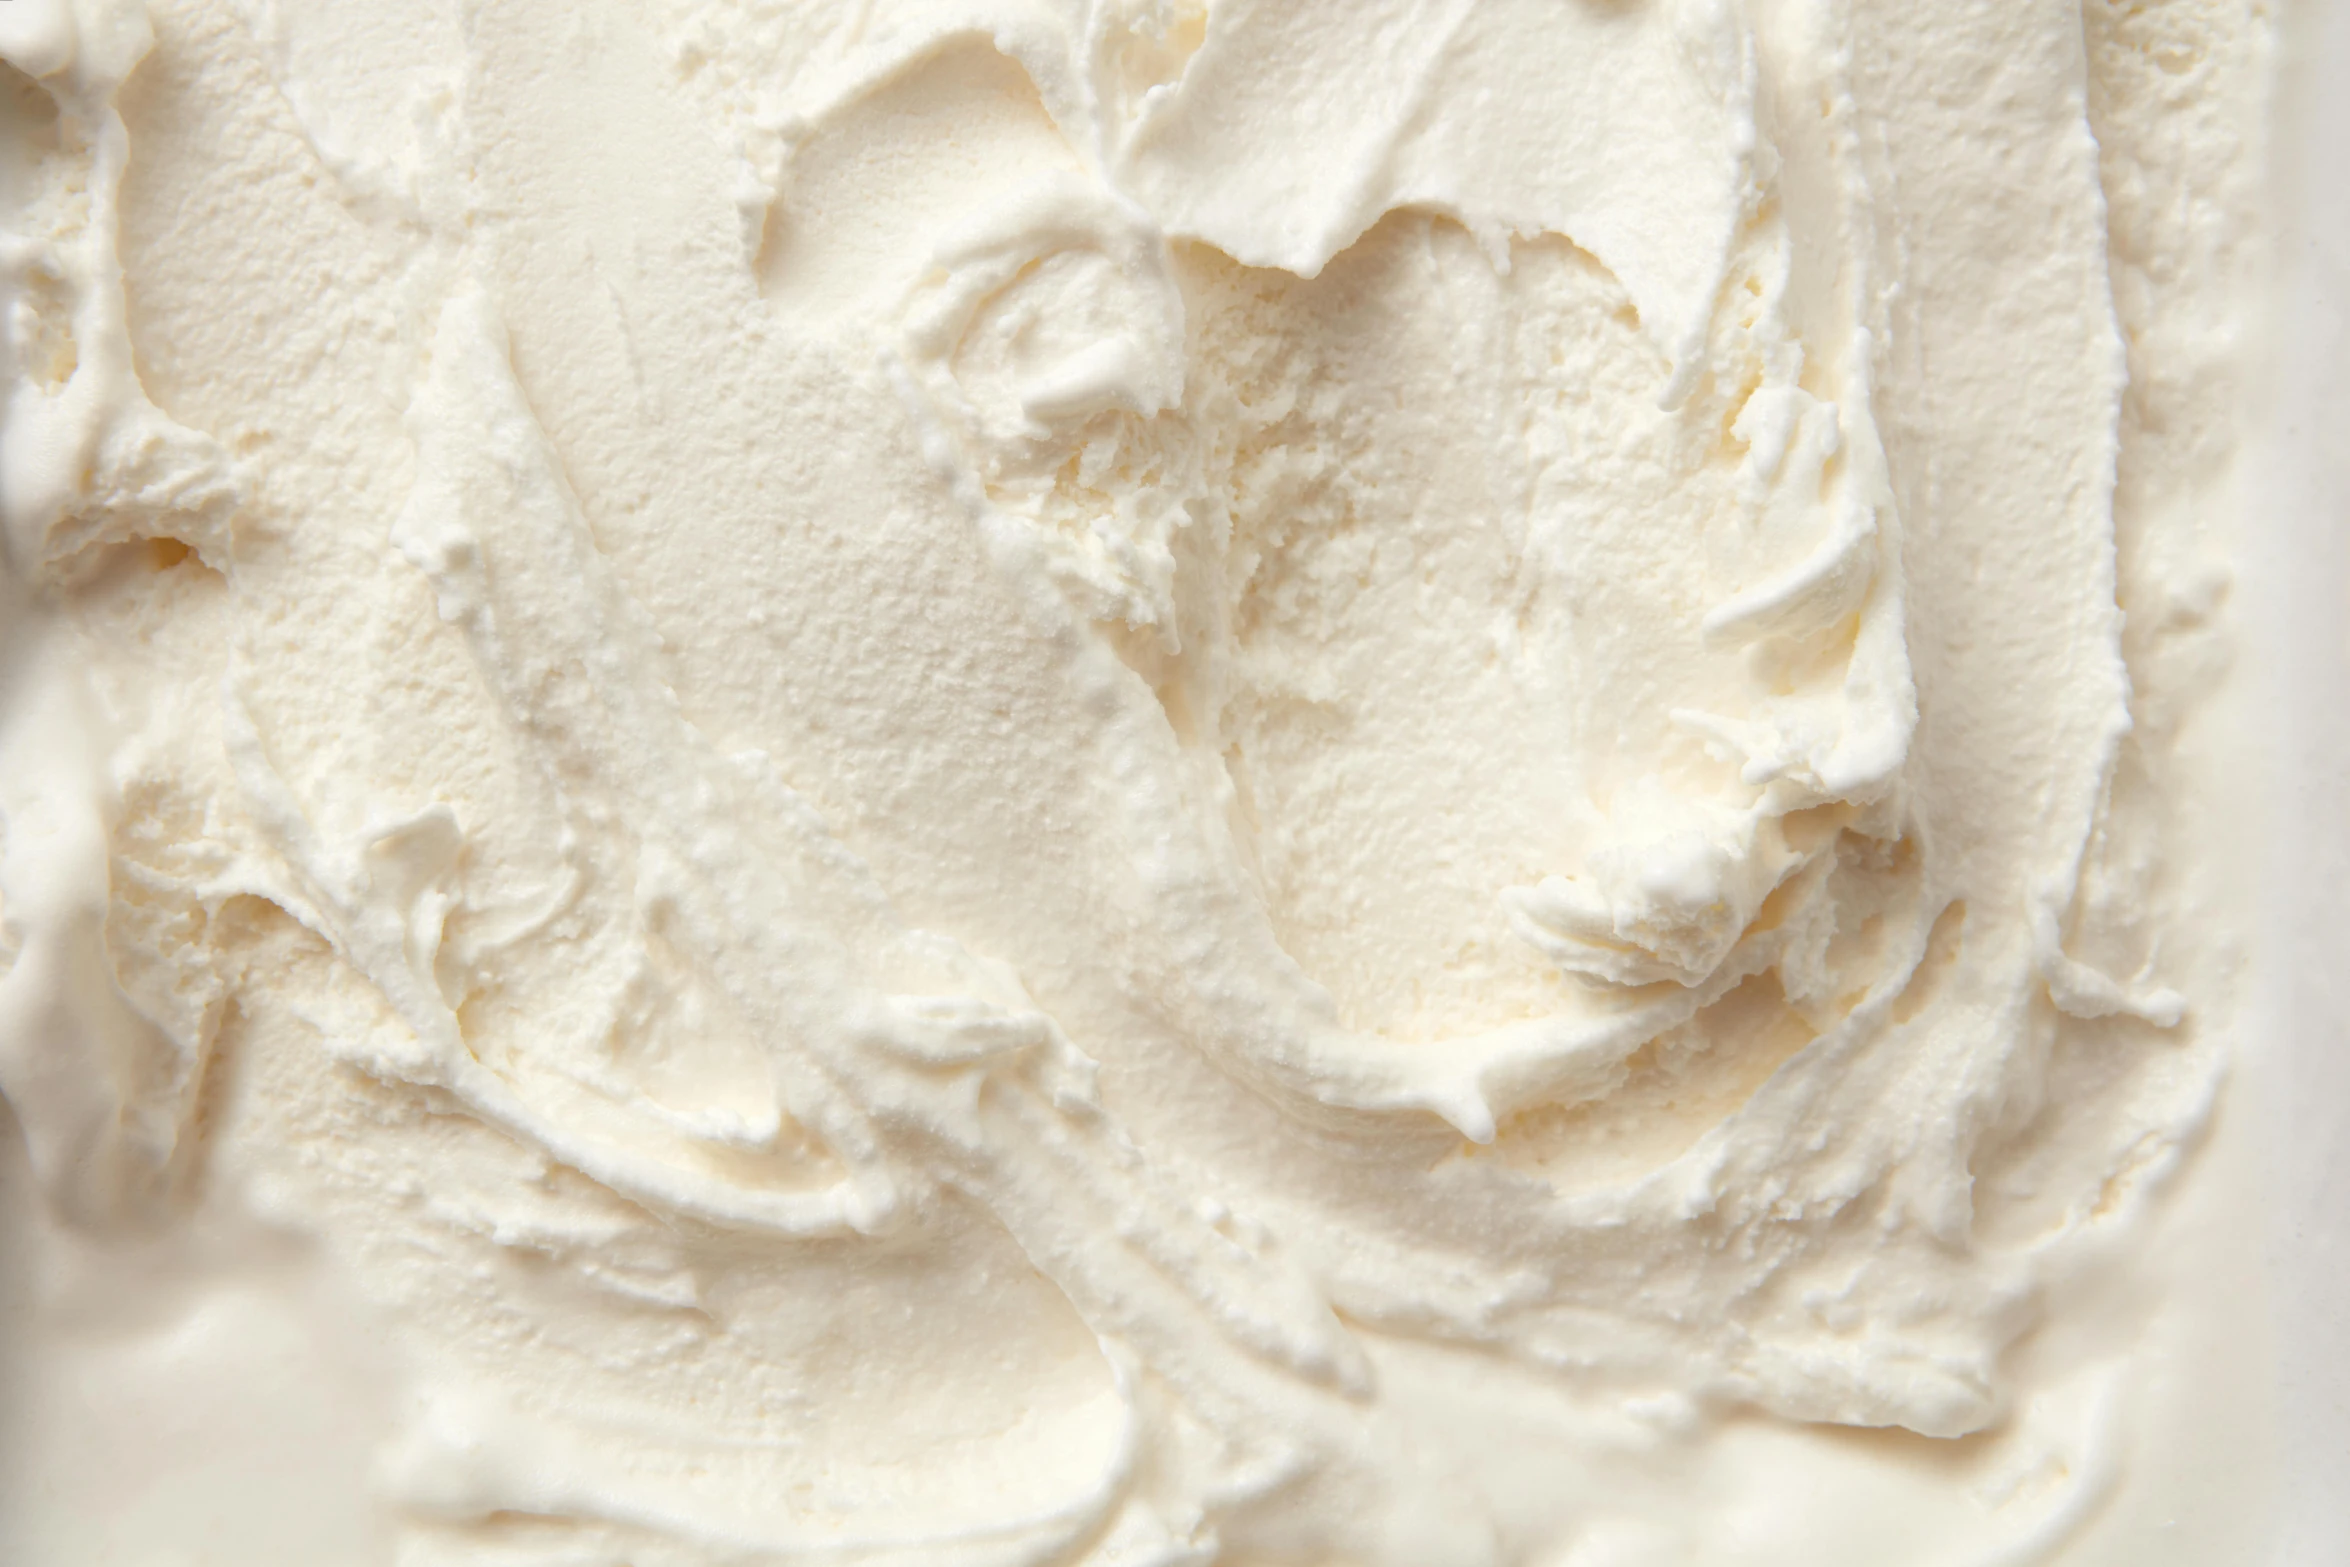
[{"left": 0, "top": 0, "right": 2269, "bottom": 1562}]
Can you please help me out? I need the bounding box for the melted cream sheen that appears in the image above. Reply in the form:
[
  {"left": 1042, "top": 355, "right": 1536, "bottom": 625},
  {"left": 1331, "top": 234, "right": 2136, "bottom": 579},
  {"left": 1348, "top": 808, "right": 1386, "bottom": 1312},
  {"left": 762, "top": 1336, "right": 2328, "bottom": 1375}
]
[{"left": 0, "top": 0, "right": 2274, "bottom": 1561}]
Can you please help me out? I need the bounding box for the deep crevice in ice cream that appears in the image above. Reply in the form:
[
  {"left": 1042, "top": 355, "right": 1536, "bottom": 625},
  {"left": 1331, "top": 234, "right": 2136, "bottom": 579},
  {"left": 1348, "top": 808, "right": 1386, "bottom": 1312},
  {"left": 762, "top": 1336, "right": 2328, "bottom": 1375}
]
[{"left": 0, "top": 0, "right": 2272, "bottom": 1561}]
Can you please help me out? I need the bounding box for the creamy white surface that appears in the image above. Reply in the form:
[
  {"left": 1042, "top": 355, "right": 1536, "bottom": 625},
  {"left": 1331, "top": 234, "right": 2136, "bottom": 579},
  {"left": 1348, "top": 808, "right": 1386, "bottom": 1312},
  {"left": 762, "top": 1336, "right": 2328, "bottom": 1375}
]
[
  {"left": 2251, "top": 0, "right": 2350, "bottom": 1555},
  {"left": 0, "top": 0, "right": 2277, "bottom": 1562}
]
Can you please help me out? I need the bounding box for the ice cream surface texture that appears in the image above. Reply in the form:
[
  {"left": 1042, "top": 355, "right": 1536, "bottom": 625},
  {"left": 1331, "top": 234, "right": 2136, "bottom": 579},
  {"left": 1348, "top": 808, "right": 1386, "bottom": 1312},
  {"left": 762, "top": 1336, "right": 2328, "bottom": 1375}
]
[{"left": 0, "top": 0, "right": 2279, "bottom": 1561}]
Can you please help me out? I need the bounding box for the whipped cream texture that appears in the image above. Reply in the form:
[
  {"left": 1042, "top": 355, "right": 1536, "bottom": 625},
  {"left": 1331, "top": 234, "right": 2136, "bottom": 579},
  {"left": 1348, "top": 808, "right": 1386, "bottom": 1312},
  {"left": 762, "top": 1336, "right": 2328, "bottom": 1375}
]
[{"left": 0, "top": 0, "right": 2276, "bottom": 1561}]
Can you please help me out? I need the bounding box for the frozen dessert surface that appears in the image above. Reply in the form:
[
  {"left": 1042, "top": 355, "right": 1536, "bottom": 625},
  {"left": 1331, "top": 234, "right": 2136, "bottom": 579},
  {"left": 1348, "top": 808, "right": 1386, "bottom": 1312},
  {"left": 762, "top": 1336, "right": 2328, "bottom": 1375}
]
[{"left": 0, "top": 0, "right": 2278, "bottom": 1561}]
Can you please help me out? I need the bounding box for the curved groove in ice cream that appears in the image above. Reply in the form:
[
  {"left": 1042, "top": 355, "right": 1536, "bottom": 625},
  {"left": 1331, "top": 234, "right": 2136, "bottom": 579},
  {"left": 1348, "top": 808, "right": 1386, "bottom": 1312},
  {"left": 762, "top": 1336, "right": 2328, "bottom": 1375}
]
[{"left": 0, "top": 0, "right": 2265, "bottom": 1561}]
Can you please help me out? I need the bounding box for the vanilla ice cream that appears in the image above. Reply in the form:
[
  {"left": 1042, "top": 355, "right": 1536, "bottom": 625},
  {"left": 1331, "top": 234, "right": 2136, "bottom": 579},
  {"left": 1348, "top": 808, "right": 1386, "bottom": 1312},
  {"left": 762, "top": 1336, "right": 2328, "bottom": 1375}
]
[{"left": 0, "top": 0, "right": 2284, "bottom": 1561}]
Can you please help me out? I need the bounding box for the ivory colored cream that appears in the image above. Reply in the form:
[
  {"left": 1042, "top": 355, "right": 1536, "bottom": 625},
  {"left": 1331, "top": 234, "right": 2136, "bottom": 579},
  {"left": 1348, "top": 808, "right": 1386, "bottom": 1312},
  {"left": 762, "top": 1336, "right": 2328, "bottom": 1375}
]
[{"left": 0, "top": 0, "right": 2280, "bottom": 1561}]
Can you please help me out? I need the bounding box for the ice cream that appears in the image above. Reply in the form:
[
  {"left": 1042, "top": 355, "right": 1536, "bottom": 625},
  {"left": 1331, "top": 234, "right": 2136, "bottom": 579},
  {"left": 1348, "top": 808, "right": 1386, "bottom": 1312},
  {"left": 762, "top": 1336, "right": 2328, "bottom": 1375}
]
[{"left": 0, "top": 0, "right": 2281, "bottom": 1562}]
